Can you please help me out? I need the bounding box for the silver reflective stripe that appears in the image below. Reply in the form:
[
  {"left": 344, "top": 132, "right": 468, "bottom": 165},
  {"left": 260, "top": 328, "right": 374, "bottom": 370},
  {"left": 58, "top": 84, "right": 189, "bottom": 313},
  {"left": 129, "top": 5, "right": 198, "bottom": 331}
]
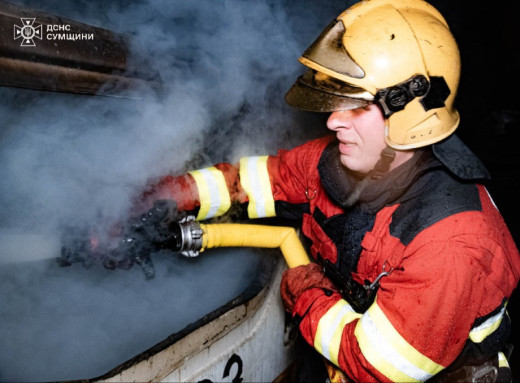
[
  {"left": 358, "top": 313, "right": 433, "bottom": 381},
  {"left": 469, "top": 306, "right": 506, "bottom": 343},
  {"left": 355, "top": 301, "right": 444, "bottom": 382},
  {"left": 189, "top": 167, "right": 230, "bottom": 220},
  {"left": 239, "top": 156, "right": 275, "bottom": 218},
  {"left": 314, "top": 300, "right": 361, "bottom": 366}
]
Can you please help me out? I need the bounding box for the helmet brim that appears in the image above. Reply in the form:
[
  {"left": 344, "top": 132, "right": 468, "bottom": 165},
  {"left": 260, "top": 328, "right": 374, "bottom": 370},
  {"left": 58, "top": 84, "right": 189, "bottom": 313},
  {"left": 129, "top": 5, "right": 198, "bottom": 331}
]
[{"left": 285, "top": 70, "right": 372, "bottom": 113}]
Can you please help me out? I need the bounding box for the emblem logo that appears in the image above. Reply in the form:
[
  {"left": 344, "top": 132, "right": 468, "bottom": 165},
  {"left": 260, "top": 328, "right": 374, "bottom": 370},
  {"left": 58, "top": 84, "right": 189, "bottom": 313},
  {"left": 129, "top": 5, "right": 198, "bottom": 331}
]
[{"left": 14, "top": 18, "right": 43, "bottom": 47}]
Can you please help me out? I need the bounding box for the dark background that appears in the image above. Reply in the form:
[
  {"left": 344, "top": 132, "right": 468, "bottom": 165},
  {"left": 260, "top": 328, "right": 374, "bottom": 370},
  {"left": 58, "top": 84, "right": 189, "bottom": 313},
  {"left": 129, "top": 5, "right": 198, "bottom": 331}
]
[{"left": 430, "top": 1, "right": 520, "bottom": 376}]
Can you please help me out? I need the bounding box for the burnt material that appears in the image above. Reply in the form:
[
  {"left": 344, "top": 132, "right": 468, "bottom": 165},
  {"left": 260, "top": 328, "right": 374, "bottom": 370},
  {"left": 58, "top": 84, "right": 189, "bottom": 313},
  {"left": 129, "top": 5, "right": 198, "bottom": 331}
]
[
  {"left": 58, "top": 200, "right": 183, "bottom": 280},
  {"left": 0, "top": 0, "right": 160, "bottom": 96}
]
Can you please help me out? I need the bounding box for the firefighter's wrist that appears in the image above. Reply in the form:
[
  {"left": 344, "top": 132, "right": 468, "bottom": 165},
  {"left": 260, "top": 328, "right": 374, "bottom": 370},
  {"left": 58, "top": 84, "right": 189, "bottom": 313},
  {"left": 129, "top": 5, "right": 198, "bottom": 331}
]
[{"left": 292, "top": 287, "right": 341, "bottom": 318}]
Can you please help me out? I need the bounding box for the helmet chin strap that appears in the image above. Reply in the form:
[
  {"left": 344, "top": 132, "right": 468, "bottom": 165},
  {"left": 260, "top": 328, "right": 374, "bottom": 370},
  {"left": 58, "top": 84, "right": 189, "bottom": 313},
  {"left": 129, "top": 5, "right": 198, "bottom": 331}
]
[{"left": 341, "top": 146, "right": 396, "bottom": 208}]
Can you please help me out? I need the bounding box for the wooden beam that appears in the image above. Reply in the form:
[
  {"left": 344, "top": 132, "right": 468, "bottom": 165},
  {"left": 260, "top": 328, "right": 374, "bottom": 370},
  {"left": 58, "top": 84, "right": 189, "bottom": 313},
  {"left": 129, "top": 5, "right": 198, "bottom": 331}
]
[{"left": 0, "top": 0, "right": 161, "bottom": 97}]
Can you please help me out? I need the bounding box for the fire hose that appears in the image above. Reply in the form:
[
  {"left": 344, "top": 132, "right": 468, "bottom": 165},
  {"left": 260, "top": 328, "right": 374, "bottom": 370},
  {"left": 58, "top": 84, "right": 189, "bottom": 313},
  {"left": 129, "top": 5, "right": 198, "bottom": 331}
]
[
  {"left": 58, "top": 200, "right": 375, "bottom": 312},
  {"left": 177, "top": 219, "right": 378, "bottom": 312},
  {"left": 173, "top": 217, "right": 310, "bottom": 268},
  {"left": 58, "top": 200, "right": 309, "bottom": 278}
]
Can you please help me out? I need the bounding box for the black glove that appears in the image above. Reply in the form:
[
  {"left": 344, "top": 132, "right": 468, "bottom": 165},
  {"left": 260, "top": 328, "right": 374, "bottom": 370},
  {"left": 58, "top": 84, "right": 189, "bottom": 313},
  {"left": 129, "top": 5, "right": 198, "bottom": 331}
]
[{"left": 58, "top": 199, "right": 182, "bottom": 280}]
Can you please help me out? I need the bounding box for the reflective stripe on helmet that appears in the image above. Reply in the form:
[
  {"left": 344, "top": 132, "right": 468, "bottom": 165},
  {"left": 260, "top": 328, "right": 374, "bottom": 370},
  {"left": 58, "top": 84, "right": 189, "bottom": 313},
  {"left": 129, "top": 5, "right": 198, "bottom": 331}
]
[
  {"left": 189, "top": 167, "right": 231, "bottom": 220},
  {"left": 239, "top": 156, "right": 275, "bottom": 218},
  {"left": 355, "top": 300, "right": 444, "bottom": 382}
]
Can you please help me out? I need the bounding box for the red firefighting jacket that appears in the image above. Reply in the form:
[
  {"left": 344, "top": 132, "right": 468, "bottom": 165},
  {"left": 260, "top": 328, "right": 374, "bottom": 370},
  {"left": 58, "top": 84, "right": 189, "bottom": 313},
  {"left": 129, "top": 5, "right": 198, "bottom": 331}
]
[{"left": 141, "top": 134, "right": 520, "bottom": 382}]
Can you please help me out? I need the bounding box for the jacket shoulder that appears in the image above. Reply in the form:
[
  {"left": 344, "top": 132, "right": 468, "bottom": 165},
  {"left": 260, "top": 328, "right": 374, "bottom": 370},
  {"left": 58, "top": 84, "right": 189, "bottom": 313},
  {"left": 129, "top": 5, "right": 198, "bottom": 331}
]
[{"left": 390, "top": 169, "right": 482, "bottom": 245}]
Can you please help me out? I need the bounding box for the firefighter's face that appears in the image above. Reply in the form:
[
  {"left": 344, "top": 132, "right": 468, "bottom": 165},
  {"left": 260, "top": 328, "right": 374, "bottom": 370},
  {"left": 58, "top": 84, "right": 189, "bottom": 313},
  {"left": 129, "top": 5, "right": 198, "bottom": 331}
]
[
  {"left": 327, "top": 104, "right": 387, "bottom": 173},
  {"left": 327, "top": 104, "right": 413, "bottom": 174}
]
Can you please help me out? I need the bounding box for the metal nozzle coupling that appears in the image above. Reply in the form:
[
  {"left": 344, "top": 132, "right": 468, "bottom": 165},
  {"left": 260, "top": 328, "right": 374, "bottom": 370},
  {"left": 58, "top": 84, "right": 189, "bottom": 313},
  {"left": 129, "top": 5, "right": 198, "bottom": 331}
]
[{"left": 177, "top": 216, "right": 203, "bottom": 257}]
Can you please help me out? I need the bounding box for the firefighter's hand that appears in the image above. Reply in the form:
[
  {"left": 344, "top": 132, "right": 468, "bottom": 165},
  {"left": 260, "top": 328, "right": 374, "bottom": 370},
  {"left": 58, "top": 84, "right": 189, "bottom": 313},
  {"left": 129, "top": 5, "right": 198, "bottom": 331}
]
[{"left": 280, "top": 262, "right": 336, "bottom": 313}]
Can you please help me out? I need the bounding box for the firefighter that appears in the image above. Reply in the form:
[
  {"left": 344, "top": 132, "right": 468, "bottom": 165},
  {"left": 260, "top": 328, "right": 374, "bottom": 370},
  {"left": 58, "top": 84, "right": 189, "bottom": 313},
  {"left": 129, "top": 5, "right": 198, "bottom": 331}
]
[{"left": 138, "top": 0, "right": 520, "bottom": 381}]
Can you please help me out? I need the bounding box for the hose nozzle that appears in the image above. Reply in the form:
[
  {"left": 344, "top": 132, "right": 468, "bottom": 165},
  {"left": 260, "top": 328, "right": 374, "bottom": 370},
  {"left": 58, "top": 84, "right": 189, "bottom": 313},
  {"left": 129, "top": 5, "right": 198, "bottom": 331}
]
[{"left": 175, "top": 216, "right": 204, "bottom": 257}]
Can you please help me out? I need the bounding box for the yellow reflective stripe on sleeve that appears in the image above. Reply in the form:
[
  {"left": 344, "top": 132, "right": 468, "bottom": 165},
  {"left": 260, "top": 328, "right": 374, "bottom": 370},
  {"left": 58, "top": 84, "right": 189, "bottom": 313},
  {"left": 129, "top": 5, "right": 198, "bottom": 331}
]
[
  {"left": 239, "top": 156, "right": 275, "bottom": 218},
  {"left": 498, "top": 352, "right": 509, "bottom": 368},
  {"left": 189, "top": 167, "right": 231, "bottom": 220},
  {"left": 314, "top": 300, "right": 362, "bottom": 367},
  {"left": 469, "top": 306, "right": 506, "bottom": 343},
  {"left": 355, "top": 301, "right": 444, "bottom": 382}
]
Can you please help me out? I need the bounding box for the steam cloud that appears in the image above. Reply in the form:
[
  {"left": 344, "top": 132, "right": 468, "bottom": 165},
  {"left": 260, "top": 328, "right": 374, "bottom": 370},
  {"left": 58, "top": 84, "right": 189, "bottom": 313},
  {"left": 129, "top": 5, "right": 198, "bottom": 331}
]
[
  {"left": 0, "top": 0, "right": 346, "bottom": 237},
  {"left": 0, "top": 0, "right": 351, "bottom": 380}
]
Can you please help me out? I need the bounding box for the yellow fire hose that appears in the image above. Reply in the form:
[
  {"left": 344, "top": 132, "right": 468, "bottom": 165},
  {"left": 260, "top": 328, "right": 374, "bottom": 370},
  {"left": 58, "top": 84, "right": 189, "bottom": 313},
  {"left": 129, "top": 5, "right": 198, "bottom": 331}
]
[
  {"left": 177, "top": 221, "right": 357, "bottom": 383},
  {"left": 176, "top": 218, "right": 374, "bottom": 313},
  {"left": 198, "top": 224, "right": 349, "bottom": 383},
  {"left": 198, "top": 223, "right": 310, "bottom": 268}
]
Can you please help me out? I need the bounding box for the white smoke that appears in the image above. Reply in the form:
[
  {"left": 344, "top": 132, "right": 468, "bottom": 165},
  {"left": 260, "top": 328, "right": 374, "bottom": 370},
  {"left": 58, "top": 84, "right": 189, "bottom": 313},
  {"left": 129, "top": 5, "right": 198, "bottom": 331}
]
[
  {"left": 0, "top": 0, "right": 352, "bottom": 381},
  {"left": 0, "top": 0, "right": 347, "bottom": 236}
]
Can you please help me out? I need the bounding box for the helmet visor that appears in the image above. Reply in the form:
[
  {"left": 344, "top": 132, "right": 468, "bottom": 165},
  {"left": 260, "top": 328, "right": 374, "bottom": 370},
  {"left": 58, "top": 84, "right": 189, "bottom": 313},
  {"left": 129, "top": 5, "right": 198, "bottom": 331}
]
[{"left": 285, "top": 69, "right": 373, "bottom": 112}]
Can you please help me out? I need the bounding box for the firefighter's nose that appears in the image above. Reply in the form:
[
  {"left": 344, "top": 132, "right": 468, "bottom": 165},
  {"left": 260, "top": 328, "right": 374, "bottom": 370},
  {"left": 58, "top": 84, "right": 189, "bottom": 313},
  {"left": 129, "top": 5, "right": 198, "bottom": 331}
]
[{"left": 327, "top": 111, "right": 352, "bottom": 131}]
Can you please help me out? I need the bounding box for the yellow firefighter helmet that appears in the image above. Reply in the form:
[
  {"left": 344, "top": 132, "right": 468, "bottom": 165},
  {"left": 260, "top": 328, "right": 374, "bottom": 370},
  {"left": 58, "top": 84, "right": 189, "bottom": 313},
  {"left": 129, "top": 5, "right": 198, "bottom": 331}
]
[{"left": 285, "top": 0, "right": 461, "bottom": 149}]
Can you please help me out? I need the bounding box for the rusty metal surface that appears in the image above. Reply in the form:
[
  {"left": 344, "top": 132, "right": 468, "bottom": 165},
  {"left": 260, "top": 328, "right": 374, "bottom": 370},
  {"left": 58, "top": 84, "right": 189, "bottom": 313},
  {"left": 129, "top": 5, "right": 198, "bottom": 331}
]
[{"left": 0, "top": 0, "right": 160, "bottom": 96}]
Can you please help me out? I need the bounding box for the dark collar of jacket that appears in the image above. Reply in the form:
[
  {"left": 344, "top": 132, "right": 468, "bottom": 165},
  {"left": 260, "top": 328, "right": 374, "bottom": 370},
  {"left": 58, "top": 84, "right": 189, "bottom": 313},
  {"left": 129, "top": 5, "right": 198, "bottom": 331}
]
[
  {"left": 318, "top": 134, "right": 491, "bottom": 212},
  {"left": 432, "top": 134, "right": 490, "bottom": 181}
]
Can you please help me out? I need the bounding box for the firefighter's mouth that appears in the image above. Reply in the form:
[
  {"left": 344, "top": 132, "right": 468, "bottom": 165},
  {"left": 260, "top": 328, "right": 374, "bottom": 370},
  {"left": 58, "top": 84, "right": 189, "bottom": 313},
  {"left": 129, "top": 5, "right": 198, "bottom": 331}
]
[{"left": 339, "top": 141, "right": 357, "bottom": 154}]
